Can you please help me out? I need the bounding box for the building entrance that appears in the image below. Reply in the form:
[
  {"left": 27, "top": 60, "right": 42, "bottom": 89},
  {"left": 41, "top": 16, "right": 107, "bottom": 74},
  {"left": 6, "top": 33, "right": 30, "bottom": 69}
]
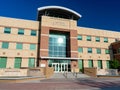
[{"left": 52, "top": 63, "right": 68, "bottom": 72}]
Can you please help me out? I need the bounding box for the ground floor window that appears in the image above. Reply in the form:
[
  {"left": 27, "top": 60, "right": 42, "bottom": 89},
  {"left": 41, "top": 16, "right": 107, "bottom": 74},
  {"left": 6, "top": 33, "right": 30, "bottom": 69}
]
[
  {"left": 106, "top": 60, "right": 110, "bottom": 69},
  {"left": 28, "top": 58, "right": 35, "bottom": 67},
  {"left": 88, "top": 59, "right": 93, "bottom": 68},
  {"left": 14, "top": 57, "right": 22, "bottom": 68},
  {"left": 0, "top": 57, "right": 7, "bottom": 68},
  {"left": 78, "top": 59, "right": 83, "bottom": 70},
  {"left": 98, "top": 60, "right": 103, "bottom": 69}
]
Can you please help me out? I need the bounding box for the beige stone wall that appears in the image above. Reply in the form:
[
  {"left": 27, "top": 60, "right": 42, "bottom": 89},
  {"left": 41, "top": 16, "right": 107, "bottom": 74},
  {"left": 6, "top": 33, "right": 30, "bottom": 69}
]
[
  {"left": 77, "top": 27, "right": 120, "bottom": 69},
  {"left": 0, "top": 17, "right": 39, "bottom": 68}
]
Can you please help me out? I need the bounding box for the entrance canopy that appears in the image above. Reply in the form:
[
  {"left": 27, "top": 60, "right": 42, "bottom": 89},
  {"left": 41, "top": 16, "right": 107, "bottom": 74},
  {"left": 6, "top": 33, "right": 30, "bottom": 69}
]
[{"left": 37, "top": 6, "right": 82, "bottom": 21}]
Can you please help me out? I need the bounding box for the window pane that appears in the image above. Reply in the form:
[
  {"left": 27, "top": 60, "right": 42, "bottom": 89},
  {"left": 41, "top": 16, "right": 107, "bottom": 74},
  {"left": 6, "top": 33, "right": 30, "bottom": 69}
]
[
  {"left": 77, "top": 35, "right": 82, "bottom": 40},
  {"left": 106, "top": 60, "right": 110, "bottom": 69},
  {"left": 0, "top": 57, "right": 7, "bottom": 68},
  {"left": 96, "top": 37, "right": 100, "bottom": 42},
  {"left": 78, "top": 59, "right": 83, "bottom": 70},
  {"left": 88, "top": 60, "right": 93, "bottom": 68},
  {"left": 14, "top": 57, "right": 22, "bottom": 68},
  {"left": 30, "top": 44, "right": 36, "bottom": 50},
  {"left": 78, "top": 47, "right": 83, "bottom": 53},
  {"left": 87, "top": 36, "right": 91, "bottom": 41},
  {"left": 31, "top": 30, "right": 36, "bottom": 36},
  {"left": 2, "top": 42, "right": 9, "bottom": 49},
  {"left": 98, "top": 60, "right": 103, "bottom": 69},
  {"left": 4, "top": 27, "right": 11, "bottom": 34},
  {"left": 88, "top": 48, "right": 92, "bottom": 53},
  {"left": 104, "top": 37, "right": 108, "bottom": 43},
  {"left": 105, "top": 49, "right": 110, "bottom": 54},
  {"left": 28, "top": 58, "right": 35, "bottom": 67},
  {"left": 18, "top": 28, "right": 24, "bottom": 35},
  {"left": 16, "top": 43, "right": 23, "bottom": 49},
  {"left": 97, "top": 48, "right": 101, "bottom": 54}
]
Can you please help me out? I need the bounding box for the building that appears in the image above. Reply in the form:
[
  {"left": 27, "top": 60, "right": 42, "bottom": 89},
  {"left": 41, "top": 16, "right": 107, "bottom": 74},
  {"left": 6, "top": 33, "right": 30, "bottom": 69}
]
[{"left": 0, "top": 6, "right": 120, "bottom": 72}]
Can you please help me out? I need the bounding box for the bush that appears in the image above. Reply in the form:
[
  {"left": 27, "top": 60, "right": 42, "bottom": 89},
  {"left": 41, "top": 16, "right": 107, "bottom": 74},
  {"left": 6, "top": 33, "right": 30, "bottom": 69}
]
[{"left": 110, "top": 59, "right": 120, "bottom": 69}]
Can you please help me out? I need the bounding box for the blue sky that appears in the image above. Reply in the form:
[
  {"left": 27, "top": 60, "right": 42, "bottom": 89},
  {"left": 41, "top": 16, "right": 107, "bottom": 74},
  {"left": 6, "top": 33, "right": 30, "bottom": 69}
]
[{"left": 0, "top": 0, "right": 120, "bottom": 31}]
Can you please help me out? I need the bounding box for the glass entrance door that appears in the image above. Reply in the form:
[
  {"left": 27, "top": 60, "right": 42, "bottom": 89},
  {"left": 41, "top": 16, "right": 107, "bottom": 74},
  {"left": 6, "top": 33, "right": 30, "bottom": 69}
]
[{"left": 52, "top": 63, "right": 68, "bottom": 73}]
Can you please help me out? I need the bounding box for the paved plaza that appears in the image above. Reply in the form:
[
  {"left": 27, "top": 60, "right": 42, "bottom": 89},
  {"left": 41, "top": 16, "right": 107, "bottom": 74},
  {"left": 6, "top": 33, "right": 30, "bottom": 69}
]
[{"left": 0, "top": 77, "right": 120, "bottom": 90}]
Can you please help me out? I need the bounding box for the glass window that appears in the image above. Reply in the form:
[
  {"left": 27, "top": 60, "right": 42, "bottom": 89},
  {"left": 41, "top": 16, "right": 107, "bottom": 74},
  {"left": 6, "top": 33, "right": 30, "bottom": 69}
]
[
  {"left": 2, "top": 42, "right": 9, "bottom": 49},
  {"left": 106, "top": 60, "right": 110, "bottom": 69},
  {"left": 16, "top": 43, "right": 23, "bottom": 49},
  {"left": 4, "top": 27, "right": 11, "bottom": 34},
  {"left": 97, "top": 48, "right": 101, "bottom": 54},
  {"left": 88, "top": 60, "right": 93, "bottom": 68},
  {"left": 96, "top": 37, "right": 100, "bottom": 42},
  {"left": 104, "top": 37, "right": 108, "bottom": 43},
  {"left": 18, "top": 28, "right": 24, "bottom": 35},
  {"left": 78, "top": 59, "right": 84, "bottom": 70},
  {"left": 14, "top": 57, "right": 22, "bottom": 68},
  {"left": 28, "top": 58, "right": 35, "bottom": 67},
  {"left": 78, "top": 47, "right": 83, "bottom": 53},
  {"left": 77, "top": 35, "right": 82, "bottom": 40},
  {"left": 98, "top": 60, "right": 103, "bottom": 69},
  {"left": 86, "top": 36, "right": 91, "bottom": 41},
  {"left": 88, "top": 48, "right": 92, "bottom": 53},
  {"left": 105, "top": 49, "right": 110, "bottom": 54},
  {"left": 31, "top": 30, "right": 36, "bottom": 36},
  {"left": 30, "top": 44, "right": 36, "bottom": 50},
  {"left": 0, "top": 57, "right": 7, "bottom": 68}
]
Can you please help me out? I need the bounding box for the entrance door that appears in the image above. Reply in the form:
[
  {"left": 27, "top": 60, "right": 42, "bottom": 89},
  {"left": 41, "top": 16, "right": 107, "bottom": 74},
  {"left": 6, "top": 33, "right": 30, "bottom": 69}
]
[{"left": 52, "top": 63, "right": 68, "bottom": 73}]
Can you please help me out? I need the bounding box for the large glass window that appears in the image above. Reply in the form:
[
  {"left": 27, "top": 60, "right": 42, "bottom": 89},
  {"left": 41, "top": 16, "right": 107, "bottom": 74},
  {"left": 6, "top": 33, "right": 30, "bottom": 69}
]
[
  {"left": 98, "top": 60, "right": 103, "bottom": 69},
  {"left": 88, "top": 48, "right": 92, "bottom": 53},
  {"left": 88, "top": 60, "right": 93, "bottom": 68},
  {"left": 30, "top": 44, "right": 36, "bottom": 50},
  {"left": 104, "top": 37, "right": 108, "bottom": 43},
  {"left": 28, "top": 58, "right": 35, "bottom": 67},
  {"left": 77, "top": 35, "right": 82, "bottom": 40},
  {"left": 14, "top": 57, "right": 22, "bottom": 68},
  {"left": 78, "top": 47, "right": 83, "bottom": 53},
  {"left": 18, "top": 28, "right": 24, "bottom": 35},
  {"left": 96, "top": 37, "right": 100, "bottom": 42},
  {"left": 16, "top": 43, "right": 23, "bottom": 49},
  {"left": 97, "top": 48, "right": 101, "bottom": 54},
  {"left": 4, "top": 27, "right": 11, "bottom": 34},
  {"left": 0, "top": 57, "right": 7, "bottom": 68},
  {"left": 86, "top": 36, "right": 91, "bottom": 41},
  {"left": 31, "top": 30, "right": 36, "bottom": 36},
  {"left": 49, "top": 34, "right": 66, "bottom": 57},
  {"left": 2, "top": 42, "right": 9, "bottom": 49}
]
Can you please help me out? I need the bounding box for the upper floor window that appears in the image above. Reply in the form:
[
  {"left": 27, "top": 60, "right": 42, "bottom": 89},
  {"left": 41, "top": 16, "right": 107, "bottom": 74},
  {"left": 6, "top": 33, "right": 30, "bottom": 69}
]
[
  {"left": 105, "top": 49, "right": 110, "bottom": 54},
  {"left": 77, "top": 35, "right": 82, "bottom": 40},
  {"left": 88, "top": 48, "right": 92, "bottom": 53},
  {"left": 30, "top": 44, "right": 36, "bottom": 50},
  {"left": 96, "top": 37, "right": 100, "bottom": 42},
  {"left": 104, "top": 37, "right": 108, "bottom": 43},
  {"left": 16, "top": 43, "right": 23, "bottom": 49},
  {"left": 31, "top": 30, "right": 36, "bottom": 36},
  {"left": 78, "top": 47, "right": 83, "bottom": 53},
  {"left": 4, "top": 27, "right": 11, "bottom": 34},
  {"left": 2, "top": 42, "right": 9, "bottom": 49},
  {"left": 18, "top": 28, "right": 24, "bottom": 35},
  {"left": 97, "top": 48, "right": 101, "bottom": 54},
  {"left": 86, "top": 36, "right": 91, "bottom": 41}
]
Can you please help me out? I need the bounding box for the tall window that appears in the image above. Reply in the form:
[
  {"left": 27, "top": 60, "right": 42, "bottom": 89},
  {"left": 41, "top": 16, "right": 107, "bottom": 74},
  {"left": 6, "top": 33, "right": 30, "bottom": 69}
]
[
  {"left": 28, "top": 58, "right": 35, "bottom": 67},
  {"left": 18, "top": 28, "right": 24, "bottom": 35},
  {"left": 2, "top": 42, "right": 9, "bottom": 49},
  {"left": 96, "top": 37, "right": 100, "bottom": 42},
  {"left": 97, "top": 48, "right": 101, "bottom": 54},
  {"left": 104, "top": 37, "right": 108, "bottom": 43},
  {"left": 14, "top": 57, "right": 22, "bottom": 68},
  {"left": 98, "top": 60, "right": 103, "bottom": 69},
  {"left": 30, "top": 44, "right": 36, "bottom": 50},
  {"left": 105, "top": 49, "right": 110, "bottom": 54},
  {"left": 88, "top": 48, "right": 92, "bottom": 53},
  {"left": 106, "top": 60, "right": 110, "bottom": 69},
  {"left": 77, "top": 35, "right": 82, "bottom": 40},
  {"left": 78, "top": 59, "right": 84, "bottom": 70},
  {"left": 78, "top": 47, "right": 83, "bottom": 53},
  {"left": 16, "top": 43, "right": 23, "bottom": 49},
  {"left": 0, "top": 57, "right": 7, "bottom": 68},
  {"left": 88, "top": 60, "right": 93, "bottom": 68},
  {"left": 4, "top": 27, "right": 11, "bottom": 34},
  {"left": 86, "top": 36, "right": 91, "bottom": 41},
  {"left": 31, "top": 30, "right": 36, "bottom": 36}
]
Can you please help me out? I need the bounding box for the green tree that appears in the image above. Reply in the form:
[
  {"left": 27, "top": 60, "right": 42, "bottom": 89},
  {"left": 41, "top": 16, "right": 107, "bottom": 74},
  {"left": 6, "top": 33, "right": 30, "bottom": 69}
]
[{"left": 110, "top": 59, "right": 120, "bottom": 69}]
